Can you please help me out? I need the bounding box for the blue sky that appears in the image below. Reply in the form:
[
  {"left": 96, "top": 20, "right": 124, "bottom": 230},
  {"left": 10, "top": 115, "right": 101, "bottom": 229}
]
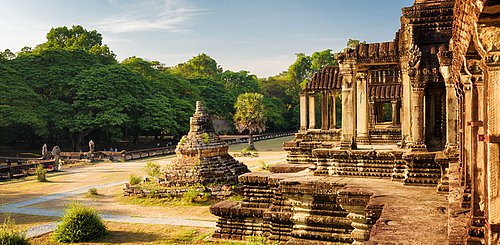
[{"left": 0, "top": 0, "right": 413, "bottom": 77}]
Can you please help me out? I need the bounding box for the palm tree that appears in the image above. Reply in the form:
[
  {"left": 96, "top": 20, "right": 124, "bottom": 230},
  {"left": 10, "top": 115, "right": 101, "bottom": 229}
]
[{"left": 234, "top": 93, "right": 266, "bottom": 150}]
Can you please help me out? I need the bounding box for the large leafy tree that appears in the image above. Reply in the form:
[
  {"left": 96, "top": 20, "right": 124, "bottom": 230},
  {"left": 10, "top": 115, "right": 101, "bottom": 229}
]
[
  {"left": 34, "top": 25, "right": 116, "bottom": 64},
  {"left": 171, "top": 53, "right": 222, "bottom": 79},
  {"left": 0, "top": 60, "right": 47, "bottom": 143},
  {"left": 219, "top": 70, "right": 259, "bottom": 99},
  {"left": 234, "top": 93, "right": 266, "bottom": 150},
  {"left": 62, "top": 65, "right": 147, "bottom": 150}
]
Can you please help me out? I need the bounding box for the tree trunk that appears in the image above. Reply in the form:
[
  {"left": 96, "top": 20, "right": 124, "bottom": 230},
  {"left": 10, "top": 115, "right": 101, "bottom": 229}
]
[
  {"left": 248, "top": 133, "right": 255, "bottom": 151},
  {"left": 71, "top": 128, "right": 95, "bottom": 152},
  {"left": 133, "top": 128, "right": 141, "bottom": 146}
]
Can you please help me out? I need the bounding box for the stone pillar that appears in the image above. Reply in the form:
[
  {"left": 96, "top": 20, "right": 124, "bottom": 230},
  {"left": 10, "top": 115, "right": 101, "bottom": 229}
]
[
  {"left": 330, "top": 93, "right": 337, "bottom": 129},
  {"left": 391, "top": 100, "right": 398, "bottom": 127},
  {"left": 445, "top": 83, "right": 459, "bottom": 154},
  {"left": 339, "top": 57, "right": 357, "bottom": 149},
  {"left": 410, "top": 86, "right": 426, "bottom": 150},
  {"left": 356, "top": 72, "right": 369, "bottom": 142},
  {"left": 484, "top": 54, "right": 500, "bottom": 244},
  {"left": 308, "top": 94, "right": 316, "bottom": 129},
  {"left": 299, "top": 93, "right": 308, "bottom": 130},
  {"left": 438, "top": 50, "right": 459, "bottom": 155},
  {"left": 401, "top": 61, "right": 412, "bottom": 144},
  {"left": 321, "top": 91, "right": 329, "bottom": 130},
  {"left": 468, "top": 76, "right": 485, "bottom": 241}
]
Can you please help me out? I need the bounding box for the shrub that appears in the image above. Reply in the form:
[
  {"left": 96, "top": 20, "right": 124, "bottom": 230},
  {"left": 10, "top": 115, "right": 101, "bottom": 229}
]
[
  {"left": 129, "top": 174, "right": 142, "bottom": 185},
  {"left": 52, "top": 202, "right": 106, "bottom": 243},
  {"left": 87, "top": 188, "right": 98, "bottom": 196},
  {"left": 143, "top": 162, "right": 161, "bottom": 178},
  {"left": 259, "top": 161, "right": 270, "bottom": 171},
  {"left": 0, "top": 217, "right": 29, "bottom": 245},
  {"left": 181, "top": 188, "right": 200, "bottom": 203},
  {"left": 202, "top": 133, "right": 209, "bottom": 144},
  {"left": 35, "top": 164, "right": 47, "bottom": 182},
  {"left": 179, "top": 136, "right": 187, "bottom": 146}
]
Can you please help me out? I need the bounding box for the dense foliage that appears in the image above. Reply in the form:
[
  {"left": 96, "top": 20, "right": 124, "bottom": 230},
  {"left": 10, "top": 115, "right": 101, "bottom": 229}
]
[
  {"left": 0, "top": 217, "right": 29, "bottom": 245},
  {"left": 0, "top": 25, "right": 355, "bottom": 150},
  {"left": 52, "top": 202, "right": 107, "bottom": 243}
]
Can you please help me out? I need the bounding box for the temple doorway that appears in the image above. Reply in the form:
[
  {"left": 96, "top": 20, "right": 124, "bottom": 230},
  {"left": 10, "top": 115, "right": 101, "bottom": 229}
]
[{"left": 425, "top": 82, "right": 446, "bottom": 150}]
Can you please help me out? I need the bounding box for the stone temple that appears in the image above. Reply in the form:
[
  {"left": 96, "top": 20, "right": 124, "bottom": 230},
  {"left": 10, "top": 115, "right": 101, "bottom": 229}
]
[
  {"left": 159, "top": 101, "right": 249, "bottom": 187},
  {"left": 211, "top": 0, "right": 500, "bottom": 244}
]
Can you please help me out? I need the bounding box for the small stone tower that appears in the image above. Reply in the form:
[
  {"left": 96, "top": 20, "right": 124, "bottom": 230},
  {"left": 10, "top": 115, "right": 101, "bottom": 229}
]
[{"left": 159, "top": 101, "right": 248, "bottom": 187}]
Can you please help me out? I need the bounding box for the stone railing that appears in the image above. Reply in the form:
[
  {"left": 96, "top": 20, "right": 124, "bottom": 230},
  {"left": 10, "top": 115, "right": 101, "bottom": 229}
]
[
  {"left": 0, "top": 158, "right": 56, "bottom": 180},
  {"left": 221, "top": 131, "right": 296, "bottom": 145}
]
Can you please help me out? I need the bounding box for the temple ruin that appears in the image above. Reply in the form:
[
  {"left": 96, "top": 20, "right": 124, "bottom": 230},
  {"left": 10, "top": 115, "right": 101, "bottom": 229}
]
[
  {"left": 124, "top": 101, "right": 249, "bottom": 197},
  {"left": 211, "top": 0, "right": 500, "bottom": 244}
]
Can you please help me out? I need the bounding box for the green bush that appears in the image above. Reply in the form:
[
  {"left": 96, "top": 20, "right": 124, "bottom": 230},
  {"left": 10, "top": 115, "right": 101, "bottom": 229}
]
[
  {"left": 143, "top": 162, "right": 161, "bottom": 178},
  {"left": 202, "top": 133, "right": 209, "bottom": 144},
  {"left": 87, "top": 188, "right": 98, "bottom": 196},
  {"left": 35, "top": 164, "right": 47, "bottom": 182},
  {"left": 52, "top": 202, "right": 106, "bottom": 243},
  {"left": 0, "top": 217, "right": 29, "bottom": 245},
  {"left": 181, "top": 188, "right": 200, "bottom": 203},
  {"left": 259, "top": 161, "right": 270, "bottom": 171},
  {"left": 129, "top": 174, "right": 142, "bottom": 185}
]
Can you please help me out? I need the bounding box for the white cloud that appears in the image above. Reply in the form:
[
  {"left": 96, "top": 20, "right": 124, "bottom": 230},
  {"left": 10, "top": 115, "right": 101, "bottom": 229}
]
[{"left": 97, "top": 0, "right": 205, "bottom": 33}]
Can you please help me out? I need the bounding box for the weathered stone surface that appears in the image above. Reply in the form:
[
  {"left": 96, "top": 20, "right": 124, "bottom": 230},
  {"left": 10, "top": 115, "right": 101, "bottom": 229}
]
[{"left": 158, "top": 101, "right": 248, "bottom": 187}]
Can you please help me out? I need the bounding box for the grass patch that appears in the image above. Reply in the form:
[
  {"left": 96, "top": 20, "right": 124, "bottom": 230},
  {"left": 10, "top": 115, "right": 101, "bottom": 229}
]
[
  {"left": 35, "top": 164, "right": 47, "bottom": 182},
  {"left": 52, "top": 202, "right": 107, "bottom": 243},
  {"left": 32, "top": 222, "right": 218, "bottom": 245}
]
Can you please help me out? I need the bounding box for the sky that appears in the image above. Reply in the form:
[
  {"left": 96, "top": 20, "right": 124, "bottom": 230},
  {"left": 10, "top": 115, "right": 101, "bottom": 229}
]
[{"left": 0, "top": 0, "right": 414, "bottom": 78}]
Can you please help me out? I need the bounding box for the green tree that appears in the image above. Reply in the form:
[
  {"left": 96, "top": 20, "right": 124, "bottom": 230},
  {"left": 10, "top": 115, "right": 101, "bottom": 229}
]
[
  {"left": 219, "top": 70, "right": 259, "bottom": 99},
  {"left": 0, "top": 61, "right": 47, "bottom": 142},
  {"left": 346, "top": 39, "right": 366, "bottom": 49},
  {"left": 0, "top": 49, "right": 15, "bottom": 60},
  {"left": 35, "top": 25, "right": 116, "bottom": 64},
  {"left": 171, "top": 53, "right": 222, "bottom": 79},
  {"left": 311, "top": 49, "right": 337, "bottom": 71},
  {"left": 62, "top": 65, "right": 147, "bottom": 150},
  {"left": 234, "top": 93, "right": 266, "bottom": 150}
]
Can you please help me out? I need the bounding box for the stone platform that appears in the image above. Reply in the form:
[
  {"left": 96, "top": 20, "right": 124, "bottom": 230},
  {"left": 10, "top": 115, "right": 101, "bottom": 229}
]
[{"left": 211, "top": 170, "right": 449, "bottom": 244}]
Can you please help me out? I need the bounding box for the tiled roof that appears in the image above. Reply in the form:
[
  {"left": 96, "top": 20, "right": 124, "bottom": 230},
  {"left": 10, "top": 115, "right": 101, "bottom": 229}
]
[{"left": 305, "top": 66, "right": 341, "bottom": 91}]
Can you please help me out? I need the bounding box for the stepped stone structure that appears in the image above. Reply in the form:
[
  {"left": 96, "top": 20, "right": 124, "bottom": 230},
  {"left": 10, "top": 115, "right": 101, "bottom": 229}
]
[
  {"left": 212, "top": 0, "right": 500, "bottom": 244},
  {"left": 159, "top": 101, "right": 249, "bottom": 187}
]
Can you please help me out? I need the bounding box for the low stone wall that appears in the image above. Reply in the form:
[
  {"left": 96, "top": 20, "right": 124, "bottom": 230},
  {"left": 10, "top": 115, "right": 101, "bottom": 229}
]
[
  {"left": 123, "top": 182, "right": 235, "bottom": 199},
  {"left": 0, "top": 159, "right": 56, "bottom": 180},
  {"left": 284, "top": 129, "right": 342, "bottom": 165}
]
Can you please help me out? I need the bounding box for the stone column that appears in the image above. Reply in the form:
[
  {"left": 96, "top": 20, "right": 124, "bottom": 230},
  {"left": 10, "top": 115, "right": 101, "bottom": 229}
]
[
  {"left": 445, "top": 83, "right": 459, "bottom": 153},
  {"left": 468, "top": 76, "right": 485, "bottom": 241},
  {"left": 438, "top": 50, "right": 459, "bottom": 155},
  {"left": 339, "top": 57, "right": 357, "bottom": 149},
  {"left": 484, "top": 53, "right": 500, "bottom": 244},
  {"left": 356, "top": 72, "right": 369, "bottom": 142},
  {"left": 330, "top": 93, "right": 337, "bottom": 129},
  {"left": 308, "top": 93, "right": 316, "bottom": 129},
  {"left": 321, "top": 91, "right": 329, "bottom": 130},
  {"left": 410, "top": 86, "right": 426, "bottom": 150},
  {"left": 391, "top": 100, "right": 398, "bottom": 127},
  {"left": 299, "top": 93, "right": 308, "bottom": 130},
  {"left": 401, "top": 61, "right": 412, "bottom": 144}
]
